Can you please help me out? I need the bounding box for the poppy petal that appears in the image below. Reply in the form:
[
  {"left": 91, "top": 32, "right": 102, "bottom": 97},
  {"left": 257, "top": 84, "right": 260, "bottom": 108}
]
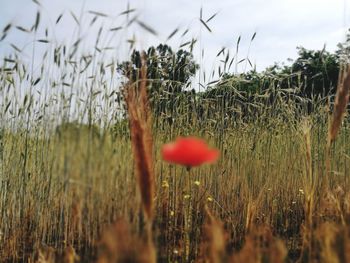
[{"left": 161, "top": 136, "right": 219, "bottom": 167}]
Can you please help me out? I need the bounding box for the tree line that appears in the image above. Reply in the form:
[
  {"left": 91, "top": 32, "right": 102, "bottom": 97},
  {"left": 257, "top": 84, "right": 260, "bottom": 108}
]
[{"left": 116, "top": 31, "right": 349, "bottom": 128}]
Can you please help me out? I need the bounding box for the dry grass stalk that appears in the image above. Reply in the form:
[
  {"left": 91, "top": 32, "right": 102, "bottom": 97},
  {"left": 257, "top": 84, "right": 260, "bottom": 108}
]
[
  {"left": 69, "top": 190, "right": 82, "bottom": 243},
  {"left": 61, "top": 246, "right": 79, "bottom": 263},
  {"left": 124, "top": 52, "right": 155, "bottom": 221},
  {"left": 245, "top": 199, "right": 256, "bottom": 233},
  {"left": 300, "top": 193, "right": 315, "bottom": 262},
  {"left": 35, "top": 245, "right": 56, "bottom": 263},
  {"left": 201, "top": 206, "right": 227, "bottom": 263},
  {"left": 325, "top": 65, "right": 350, "bottom": 190},
  {"left": 319, "top": 191, "right": 340, "bottom": 219},
  {"left": 328, "top": 65, "right": 350, "bottom": 144},
  {"left": 97, "top": 219, "right": 156, "bottom": 263},
  {"left": 300, "top": 118, "right": 316, "bottom": 260},
  {"left": 301, "top": 119, "right": 313, "bottom": 189},
  {"left": 343, "top": 192, "right": 350, "bottom": 223},
  {"left": 230, "top": 225, "right": 286, "bottom": 263},
  {"left": 229, "top": 236, "right": 258, "bottom": 263},
  {"left": 33, "top": 245, "right": 79, "bottom": 263},
  {"left": 123, "top": 51, "right": 156, "bottom": 262},
  {"left": 314, "top": 222, "right": 350, "bottom": 263}
]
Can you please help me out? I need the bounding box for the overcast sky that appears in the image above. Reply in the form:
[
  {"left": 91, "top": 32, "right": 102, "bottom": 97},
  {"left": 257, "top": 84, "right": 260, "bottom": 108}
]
[{"left": 0, "top": 0, "right": 349, "bottom": 74}]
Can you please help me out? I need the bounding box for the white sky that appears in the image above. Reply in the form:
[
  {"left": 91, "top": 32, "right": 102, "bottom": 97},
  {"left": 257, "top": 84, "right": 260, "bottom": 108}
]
[{"left": 0, "top": 0, "right": 349, "bottom": 74}]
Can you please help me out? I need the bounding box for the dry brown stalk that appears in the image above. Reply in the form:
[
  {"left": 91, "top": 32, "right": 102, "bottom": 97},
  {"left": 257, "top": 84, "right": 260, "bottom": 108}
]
[
  {"left": 301, "top": 118, "right": 315, "bottom": 258},
  {"left": 123, "top": 52, "right": 156, "bottom": 262},
  {"left": 203, "top": 206, "right": 227, "bottom": 263},
  {"left": 245, "top": 200, "right": 256, "bottom": 233},
  {"left": 314, "top": 222, "right": 350, "bottom": 263},
  {"left": 230, "top": 225, "right": 286, "bottom": 263},
  {"left": 328, "top": 65, "right": 350, "bottom": 144},
  {"left": 97, "top": 219, "right": 156, "bottom": 263},
  {"left": 35, "top": 245, "right": 56, "bottom": 263},
  {"left": 325, "top": 65, "right": 350, "bottom": 190},
  {"left": 124, "top": 52, "right": 155, "bottom": 222},
  {"left": 61, "top": 245, "right": 79, "bottom": 263}
]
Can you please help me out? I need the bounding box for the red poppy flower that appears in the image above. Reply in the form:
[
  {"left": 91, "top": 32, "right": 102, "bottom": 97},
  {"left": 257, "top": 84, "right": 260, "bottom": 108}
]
[{"left": 162, "top": 137, "right": 219, "bottom": 167}]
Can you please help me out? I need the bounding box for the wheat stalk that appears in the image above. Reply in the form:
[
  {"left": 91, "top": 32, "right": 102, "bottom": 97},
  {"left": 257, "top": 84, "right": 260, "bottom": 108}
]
[
  {"left": 328, "top": 65, "right": 350, "bottom": 144},
  {"left": 124, "top": 53, "right": 155, "bottom": 221}
]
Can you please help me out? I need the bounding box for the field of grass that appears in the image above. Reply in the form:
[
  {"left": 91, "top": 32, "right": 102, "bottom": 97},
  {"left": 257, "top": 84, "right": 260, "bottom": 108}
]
[{"left": 1, "top": 4, "right": 350, "bottom": 263}]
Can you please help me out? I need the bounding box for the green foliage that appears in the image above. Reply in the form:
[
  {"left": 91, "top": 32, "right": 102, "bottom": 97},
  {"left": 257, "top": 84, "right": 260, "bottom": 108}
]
[
  {"left": 286, "top": 47, "right": 339, "bottom": 97},
  {"left": 201, "top": 46, "right": 340, "bottom": 119},
  {"left": 117, "top": 44, "right": 199, "bottom": 121},
  {"left": 117, "top": 41, "right": 342, "bottom": 125},
  {"left": 117, "top": 44, "right": 198, "bottom": 94},
  {"left": 210, "top": 47, "right": 339, "bottom": 99},
  {"left": 336, "top": 28, "right": 350, "bottom": 64}
]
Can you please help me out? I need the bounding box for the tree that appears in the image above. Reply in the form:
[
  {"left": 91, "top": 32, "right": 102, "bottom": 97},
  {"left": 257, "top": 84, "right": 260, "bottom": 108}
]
[
  {"left": 336, "top": 28, "right": 350, "bottom": 64},
  {"left": 200, "top": 46, "right": 340, "bottom": 121},
  {"left": 117, "top": 44, "right": 198, "bottom": 94},
  {"left": 285, "top": 47, "right": 339, "bottom": 98},
  {"left": 117, "top": 44, "right": 199, "bottom": 120}
]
